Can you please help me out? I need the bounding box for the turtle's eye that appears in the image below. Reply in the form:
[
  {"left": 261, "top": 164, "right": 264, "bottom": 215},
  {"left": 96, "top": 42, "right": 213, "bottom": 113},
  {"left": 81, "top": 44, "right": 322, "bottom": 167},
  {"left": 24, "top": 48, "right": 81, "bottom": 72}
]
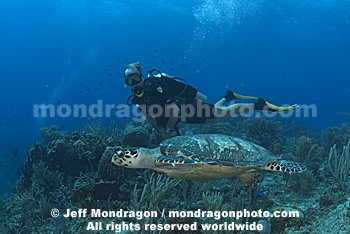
[{"left": 116, "top": 150, "right": 125, "bottom": 158}]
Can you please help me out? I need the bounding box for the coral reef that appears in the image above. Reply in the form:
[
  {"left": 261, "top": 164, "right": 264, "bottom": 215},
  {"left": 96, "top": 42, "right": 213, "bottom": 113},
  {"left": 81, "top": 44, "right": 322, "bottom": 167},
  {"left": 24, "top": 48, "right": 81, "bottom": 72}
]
[
  {"left": 323, "top": 123, "right": 350, "bottom": 150},
  {"left": 291, "top": 136, "right": 324, "bottom": 172},
  {"left": 98, "top": 146, "right": 126, "bottom": 181},
  {"left": 124, "top": 122, "right": 151, "bottom": 147},
  {"left": 0, "top": 123, "right": 126, "bottom": 233},
  {"left": 328, "top": 140, "right": 350, "bottom": 191},
  {"left": 195, "top": 121, "right": 232, "bottom": 135},
  {"left": 283, "top": 135, "right": 325, "bottom": 195},
  {"left": 238, "top": 117, "right": 285, "bottom": 154}
]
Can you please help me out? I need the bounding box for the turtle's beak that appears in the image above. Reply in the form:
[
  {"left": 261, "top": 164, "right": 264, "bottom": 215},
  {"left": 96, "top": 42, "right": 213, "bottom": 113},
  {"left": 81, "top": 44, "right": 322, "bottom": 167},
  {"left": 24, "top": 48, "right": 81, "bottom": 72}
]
[
  {"left": 111, "top": 149, "right": 126, "bottom": 166},
  {"left": 111, "top": 148, "right": 141, "bottom": 168}
]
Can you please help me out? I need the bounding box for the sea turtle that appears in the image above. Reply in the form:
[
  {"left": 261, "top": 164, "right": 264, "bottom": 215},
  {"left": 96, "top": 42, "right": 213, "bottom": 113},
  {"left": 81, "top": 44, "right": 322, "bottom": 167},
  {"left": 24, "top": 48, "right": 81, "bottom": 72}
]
[{"left": 111, "top": 134, "right": 306, "bottom": 186}]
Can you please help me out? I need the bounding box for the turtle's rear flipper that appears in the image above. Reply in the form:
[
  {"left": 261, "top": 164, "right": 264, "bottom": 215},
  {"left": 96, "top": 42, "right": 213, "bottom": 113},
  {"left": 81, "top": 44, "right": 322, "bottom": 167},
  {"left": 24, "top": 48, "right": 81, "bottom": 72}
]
[{"left": 261, "top": 160, "right": 306, "bottom": 173}]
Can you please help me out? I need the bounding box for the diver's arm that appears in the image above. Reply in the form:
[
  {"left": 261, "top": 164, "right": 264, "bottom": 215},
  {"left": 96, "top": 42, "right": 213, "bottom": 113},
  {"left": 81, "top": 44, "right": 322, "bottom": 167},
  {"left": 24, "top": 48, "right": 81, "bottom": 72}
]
[
  {"left": 164, "top": 103, "right": 180, "bottom": 131},
  {"left": 146, "top": 115, "right": 163, "bottom": 132},
  {"left": 136, "top": 104, "right": 163, "bottom": 132}
]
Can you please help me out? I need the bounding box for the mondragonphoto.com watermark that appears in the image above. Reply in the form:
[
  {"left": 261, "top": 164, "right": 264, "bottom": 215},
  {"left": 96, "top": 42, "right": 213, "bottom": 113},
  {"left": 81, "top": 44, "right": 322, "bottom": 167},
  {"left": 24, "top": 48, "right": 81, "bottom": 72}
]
[{"left": 33, "top": 99, "right": 318, "bottom": 121}]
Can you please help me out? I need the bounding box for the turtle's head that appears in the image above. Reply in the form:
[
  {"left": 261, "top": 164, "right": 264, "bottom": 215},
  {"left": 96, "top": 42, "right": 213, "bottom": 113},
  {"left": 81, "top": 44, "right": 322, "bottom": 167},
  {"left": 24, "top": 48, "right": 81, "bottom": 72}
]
[{"left": 111, "top": 147, "right": 144, "bottom": 168}]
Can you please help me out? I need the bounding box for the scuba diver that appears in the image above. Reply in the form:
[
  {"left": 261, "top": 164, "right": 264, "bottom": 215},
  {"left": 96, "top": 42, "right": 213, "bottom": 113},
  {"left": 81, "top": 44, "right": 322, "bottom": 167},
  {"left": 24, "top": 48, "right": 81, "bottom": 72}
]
[{"left": 124, "top": 62, "right": 298, "bottom": 138}]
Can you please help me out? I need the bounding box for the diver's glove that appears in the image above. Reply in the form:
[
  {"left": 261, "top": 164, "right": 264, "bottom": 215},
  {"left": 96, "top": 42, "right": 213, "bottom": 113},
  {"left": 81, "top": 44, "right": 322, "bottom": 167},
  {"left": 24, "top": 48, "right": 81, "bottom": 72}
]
[
  {"left": 166, "top": 125, "right": 180, "bottom": 135},
  {"left": 159, "top": 125, "right": 181, "bottom": 138},
  {"left": 254, "top": 98, "right": 299, "bottom": 112}
]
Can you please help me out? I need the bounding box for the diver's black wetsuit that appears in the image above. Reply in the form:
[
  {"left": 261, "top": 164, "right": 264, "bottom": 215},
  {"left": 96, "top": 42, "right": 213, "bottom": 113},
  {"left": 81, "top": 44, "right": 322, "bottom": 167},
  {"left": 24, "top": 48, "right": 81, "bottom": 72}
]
[{"left": 130, "top": 76, "right": 215, "bottom": 129}]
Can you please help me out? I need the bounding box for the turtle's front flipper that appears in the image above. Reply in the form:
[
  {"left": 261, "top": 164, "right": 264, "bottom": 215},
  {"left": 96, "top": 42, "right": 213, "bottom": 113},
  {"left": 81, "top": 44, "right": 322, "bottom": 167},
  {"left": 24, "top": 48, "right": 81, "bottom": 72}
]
[
  {"left": 155, "top": 156, "right": 196, "bottom": 167},
  {"left": 155, "top": 156, "right": 218, "bottom": 167},
  {"left": 261, "top": 160, "right": 307, "bottom": 173},
  {"left": 239, "top": 171, "right": 261, "bottom": 189}
]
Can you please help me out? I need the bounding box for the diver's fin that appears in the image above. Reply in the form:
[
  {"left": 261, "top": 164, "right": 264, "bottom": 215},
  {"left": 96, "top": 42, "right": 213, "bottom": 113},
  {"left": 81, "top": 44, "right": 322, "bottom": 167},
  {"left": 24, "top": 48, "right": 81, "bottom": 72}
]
[
  {"left": 228, "top": 91, "right": 300, "bottom": 112},
  {"left": 265, "top": 101, "right": 299, "bottom": 112},
  {"left": 233, "top": 92, "right": 259, "bottom": 100}
]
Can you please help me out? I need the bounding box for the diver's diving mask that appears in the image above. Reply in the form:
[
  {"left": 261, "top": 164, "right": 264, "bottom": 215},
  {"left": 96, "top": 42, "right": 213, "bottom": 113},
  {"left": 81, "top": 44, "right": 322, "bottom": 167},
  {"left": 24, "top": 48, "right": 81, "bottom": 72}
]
[{"left": 125, "top": 73, "right": 141, "bottom": 86}]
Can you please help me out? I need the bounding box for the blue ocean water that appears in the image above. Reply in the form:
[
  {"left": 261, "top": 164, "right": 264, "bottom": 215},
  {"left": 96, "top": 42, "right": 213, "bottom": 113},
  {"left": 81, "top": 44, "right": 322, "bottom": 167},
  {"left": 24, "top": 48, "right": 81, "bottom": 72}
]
[{"left": 0, "top": 0, "right": 349, "bottom": 195}]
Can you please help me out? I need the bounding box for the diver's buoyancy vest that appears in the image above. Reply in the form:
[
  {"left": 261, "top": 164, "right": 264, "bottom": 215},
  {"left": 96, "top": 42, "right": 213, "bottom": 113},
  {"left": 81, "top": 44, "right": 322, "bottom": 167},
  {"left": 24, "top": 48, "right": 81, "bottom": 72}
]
[{"left": 131, "top": 77, "right": 174, "bottom": 106}]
